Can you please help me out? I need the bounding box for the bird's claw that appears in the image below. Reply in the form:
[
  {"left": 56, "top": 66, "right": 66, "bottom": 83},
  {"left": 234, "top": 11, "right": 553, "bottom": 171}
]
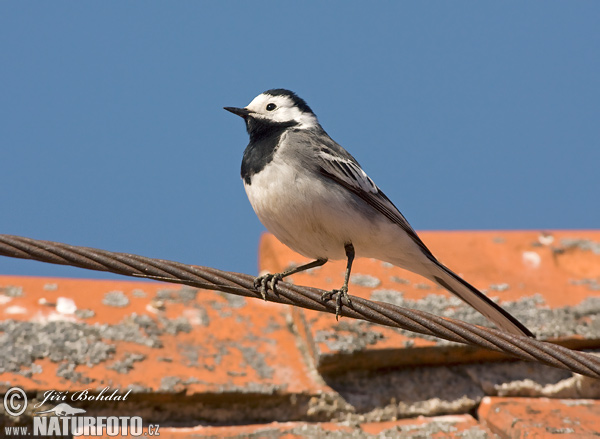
[
  {"left": 252, "top": 275, "right": 268, "bottom": 300},
  {"left": 253, "top": 273, "right": 283, "bottom": 300},
  {"left": 321, "top": 287, "right": 352, "bottom": 320}
]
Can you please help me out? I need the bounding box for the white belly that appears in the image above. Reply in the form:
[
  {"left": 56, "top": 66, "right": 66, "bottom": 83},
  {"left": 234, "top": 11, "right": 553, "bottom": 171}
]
[
  {"left": 243, "top": 156, "right": 425, "bottom": 269},
  {"left": 245, "top": 158, "right": 344, "bottom": 259}
]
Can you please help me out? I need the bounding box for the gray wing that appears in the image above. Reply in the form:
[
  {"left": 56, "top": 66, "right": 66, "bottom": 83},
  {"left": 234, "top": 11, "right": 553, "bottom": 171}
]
[
  {"left": 307, "top": 133, "right": 534, "bottom": 337},
  {"left": 298, "top": 130, "right": 436, "bottom": 260},
  {"left": 286, "top": 129, "right": 533, "bottom": 337}
]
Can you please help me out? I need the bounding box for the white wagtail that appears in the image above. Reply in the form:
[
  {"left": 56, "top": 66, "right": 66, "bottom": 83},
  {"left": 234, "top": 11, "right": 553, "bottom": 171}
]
[{"left": 225, "top": 89, "right": 533, "bottom": 337}]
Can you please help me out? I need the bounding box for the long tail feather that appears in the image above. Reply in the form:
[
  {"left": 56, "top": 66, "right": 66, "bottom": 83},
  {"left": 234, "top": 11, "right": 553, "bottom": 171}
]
[{"left": 426, "top": 261, "right": 533, "bottom": 337}]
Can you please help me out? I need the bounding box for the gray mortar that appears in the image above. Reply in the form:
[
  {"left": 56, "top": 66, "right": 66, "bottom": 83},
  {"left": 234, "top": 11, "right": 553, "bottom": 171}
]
[
  {"left": 350, "top": 274, "right": 382, "bottom": 288},
  {"left": 238, "top": 346, "right": 274, "bottom": 380},
  {"left": 263, "top": 316, "right": 284, "bottom": 334},
  {"left": 160, "top": 376, "right": 184, "bottom": 392},
  {"left": 569, "top": 278, "right": 600, "bottom": 292},
  {"left": 178, "top": 343, "right": 202, "bottom": 367},
  {"left": 57, "top": 362, "right": 94, "bottom": 384},
  {"left": 108, "top": 353, "right": 147, "bottom": 374},
  {"left": 1, "top": 285, "right": 24, "bottom": 297},
  {"left": 155, "top": 286, "right": 199, "bottom": 304},
  {"left": 75, "top": 308, "right": 96, "bottom": 319},
  {"left": 547, "top": 427, "right": 575, "bottom": 434},
  {"left": 159, "top": 315, "right": 192, "bottom": 335},
  {"left": 124, "top": 383, "right": 153, "bottom": 393},
  {"left": 558, "top": 238, "right": 600, "bottom": 254},
  {"left": 132, "top": 289, "right": 148, "bottom": 298},
  {"left": 0, "top": 313, "right": 192, "bottom": 381},
  {"left": 0, "top": 320, "right": 115, "bottom": 376},
  {"left": 489, "top": 283, "right": 510, "bottom": 292},
  {"left": 390, "top": 276, "right": 410, "bottom": 285},
  {"left": 222, "top": 292, "right": 247, "bottom": 309},
  {"left": 102, "top": 290, "right": 130, "bottom": 307},
  {"left": 315, "top": 320, "right": 384, "bottom": 354},
  {"left": 205, "top": 292, "right": 249, "bottom": 320}
]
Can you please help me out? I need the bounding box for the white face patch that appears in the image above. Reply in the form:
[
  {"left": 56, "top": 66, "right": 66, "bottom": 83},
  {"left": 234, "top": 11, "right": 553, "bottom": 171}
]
[{"left": 245, "top": 93, "right": 319, "bottom": 129}]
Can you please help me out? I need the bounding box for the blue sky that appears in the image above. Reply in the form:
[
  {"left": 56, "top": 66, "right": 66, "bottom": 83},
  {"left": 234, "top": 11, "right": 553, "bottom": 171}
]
[{"left": 2, "top": 3, "right": 599, "bottom": 279}]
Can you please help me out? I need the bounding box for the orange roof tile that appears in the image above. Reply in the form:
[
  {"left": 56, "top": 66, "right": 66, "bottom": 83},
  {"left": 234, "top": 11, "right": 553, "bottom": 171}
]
[
  {"left": 0, "top": 275, "right": 331, "bottom": 425},
  {"left": 479, "top": 396, "right": 600, "bottom": 438},
  {"left": 2, "top": 230, "right": 599, "bottom": 435},
  {"left": 258, "top": 230, "right": 600, "bottom": 373}
]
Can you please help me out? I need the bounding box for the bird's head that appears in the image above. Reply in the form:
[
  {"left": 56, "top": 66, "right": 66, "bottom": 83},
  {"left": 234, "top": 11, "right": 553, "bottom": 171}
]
[{"left": 224, "top": 89, "right": 319, "bottom": 132}]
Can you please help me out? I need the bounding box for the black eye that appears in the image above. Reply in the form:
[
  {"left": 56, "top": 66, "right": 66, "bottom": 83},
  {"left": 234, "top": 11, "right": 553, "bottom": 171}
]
[{"left": 266, "top": 103, "right": 277, "bottom": 111}]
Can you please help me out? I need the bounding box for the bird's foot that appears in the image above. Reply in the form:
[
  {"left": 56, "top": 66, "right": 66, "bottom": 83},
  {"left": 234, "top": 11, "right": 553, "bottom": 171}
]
[
  {"left": 253, "top": 273, "right": 283, "bottom": 300},
  {"left": 321, "top": 286, "right": 352, "bottom": 320}
]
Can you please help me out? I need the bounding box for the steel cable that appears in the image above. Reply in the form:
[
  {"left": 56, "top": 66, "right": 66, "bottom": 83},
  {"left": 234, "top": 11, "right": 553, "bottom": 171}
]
[{"left": 0, "top": 234, "right": 599, "bottom": 378}]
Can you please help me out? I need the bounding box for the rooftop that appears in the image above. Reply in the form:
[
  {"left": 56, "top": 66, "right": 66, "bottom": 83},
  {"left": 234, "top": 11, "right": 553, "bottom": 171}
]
[{"left": 1, "top": 230, "right": 600, "bottom": 437}]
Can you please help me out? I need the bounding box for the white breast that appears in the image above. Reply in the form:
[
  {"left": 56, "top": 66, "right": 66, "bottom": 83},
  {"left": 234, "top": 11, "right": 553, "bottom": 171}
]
[
  {"left": 243, "top": 149, "right": 429, "bottom": 272},
  {"left": 244, "top": 153, "right": 367, "bottom": 261}
]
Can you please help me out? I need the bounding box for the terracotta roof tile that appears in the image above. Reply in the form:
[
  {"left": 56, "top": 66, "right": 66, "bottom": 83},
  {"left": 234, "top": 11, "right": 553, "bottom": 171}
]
[
  {"left": 2, "top": 230, "right": 599, "bottom": 436},
  {"left": 258, "top": 231, "right": 600, "bottom": 373},
  {"left": 0, "top": 275, "right": 331, "bottom": 425},
  {"left": 479, "top": 396, "right": 600, "bottom": 438}
]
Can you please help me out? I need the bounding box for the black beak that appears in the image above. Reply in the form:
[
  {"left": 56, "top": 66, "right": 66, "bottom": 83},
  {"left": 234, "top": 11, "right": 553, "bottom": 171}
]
[{"left": 224, "top": 107, "right": 252, "bottom": 118}]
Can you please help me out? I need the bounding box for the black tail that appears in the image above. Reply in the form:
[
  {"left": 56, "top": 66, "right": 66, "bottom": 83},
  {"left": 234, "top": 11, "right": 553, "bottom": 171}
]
[{"left": 430, "top": 262, "right": 534, "bottom": 338}]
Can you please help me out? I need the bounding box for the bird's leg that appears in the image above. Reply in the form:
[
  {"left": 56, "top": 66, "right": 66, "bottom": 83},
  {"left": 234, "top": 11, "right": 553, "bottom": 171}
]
[
  {"left": 321, "top": 243, "right": 355, "bottom": 319},
  {"left": 254, "top": 258, "right": 328, "bottom": 300}
]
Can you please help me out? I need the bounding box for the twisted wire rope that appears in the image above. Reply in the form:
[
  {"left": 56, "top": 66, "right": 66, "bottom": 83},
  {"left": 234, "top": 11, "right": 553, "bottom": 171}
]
[{"left": 0, "top": 234, "right": 598, "bottom": 378}]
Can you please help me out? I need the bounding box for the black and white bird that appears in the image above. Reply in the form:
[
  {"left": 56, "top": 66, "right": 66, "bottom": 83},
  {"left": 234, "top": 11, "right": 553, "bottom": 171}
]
[{"left": 225, "top": 89, "right": 533, "bottom": 338}]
